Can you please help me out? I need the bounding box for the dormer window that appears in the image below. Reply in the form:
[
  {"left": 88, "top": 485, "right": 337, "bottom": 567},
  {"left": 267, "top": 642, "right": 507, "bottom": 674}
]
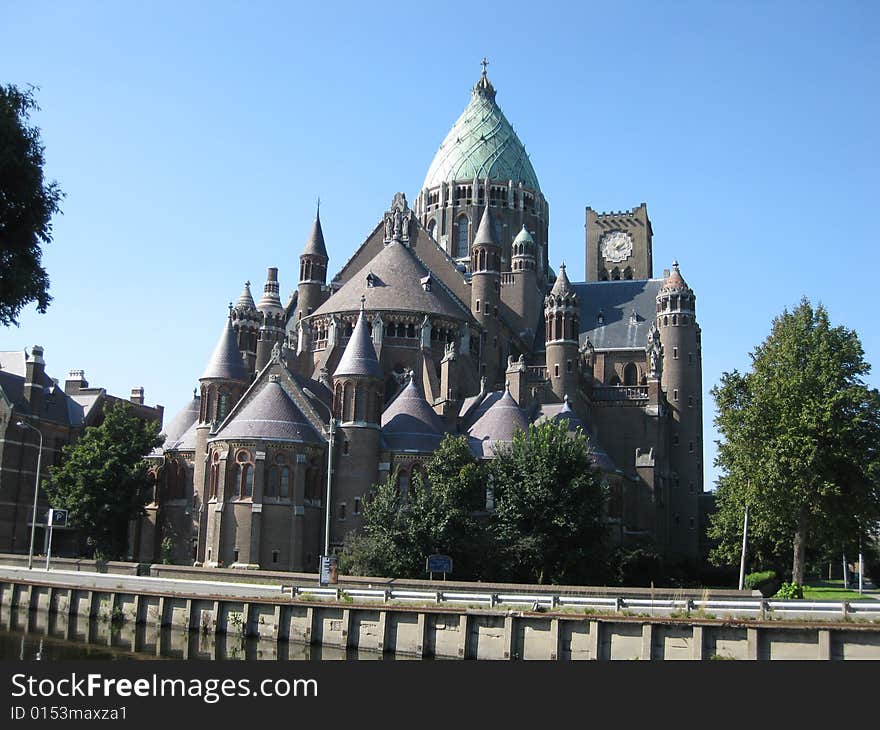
[
  {"left": 420, "top": 275, "right": 432, "bottom": 292},
  {"left": 597, "top": 310, "right": 604, "bottom": 326},
  {"left": 366, "top": 272, "right": 377, "bottom": 288}
]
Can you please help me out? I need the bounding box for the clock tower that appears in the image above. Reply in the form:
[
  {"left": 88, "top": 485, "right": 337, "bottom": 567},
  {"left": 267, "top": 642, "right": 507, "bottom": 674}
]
[{"left": 585, "top": 203, "right": 653, "bottom": 281}]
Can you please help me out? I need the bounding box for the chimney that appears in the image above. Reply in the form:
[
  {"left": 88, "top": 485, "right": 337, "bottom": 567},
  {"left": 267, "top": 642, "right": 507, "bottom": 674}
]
[
  {"left": 65, "top": 369, "right": 88, "bottom": 394},
  {"left": 24, "top": 346, "right": 45, "bottom": 413},
  {"left": 130, "top": 387, "right": 145, "bottom": 405}
]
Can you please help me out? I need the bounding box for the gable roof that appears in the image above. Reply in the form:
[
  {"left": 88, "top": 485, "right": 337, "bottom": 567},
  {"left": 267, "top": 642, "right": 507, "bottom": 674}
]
[
  {"left": 573, "top": 279, "right": 664, "bottom": 351},
  {"left": 213, "top": 379, "right": 321, "bottom": 444},
  {"left": 312, "top": 240, "right": 470, "bottom": 322}
]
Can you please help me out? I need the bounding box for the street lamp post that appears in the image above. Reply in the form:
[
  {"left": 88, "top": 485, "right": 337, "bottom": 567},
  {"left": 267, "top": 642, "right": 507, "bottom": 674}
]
[
  {"left": 303, "top": 388, "right": 337, "bottom": 560},
  {"left": 16, "top": 419, "right": 44, "bottom": 570}
]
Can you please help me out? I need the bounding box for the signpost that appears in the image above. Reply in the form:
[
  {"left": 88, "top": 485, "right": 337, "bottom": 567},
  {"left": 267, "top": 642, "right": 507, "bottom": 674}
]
[
  {"left": 426, "top": 554, "right": 453, "bottom": 581},
  {"left": 319, "top": 555, "right": 338, "bottom": 586},
  {"left": 45, "top": 509, "right": 67, "bottom": 570}
]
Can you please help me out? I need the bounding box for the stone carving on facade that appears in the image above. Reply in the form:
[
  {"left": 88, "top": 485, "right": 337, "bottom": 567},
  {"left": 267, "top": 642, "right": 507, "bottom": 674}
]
[
  {"left": 506, "top": 354, "right": 526, "bottom": 373},
  {"left": 442, "top": 340, "right": 457, "bottom": 363},
  {"left": 384, "top": 192, "right": 413, "bottom": 244},
  {"left": 579, "top": 338, "right": 595, "bottom": 372},
  {"left": 318, "top": 366, "right": 331, "bottom": 389},
  {"left": 646, "top": 322, "right": 663, "bottom": 379},
  {"left": 271, "top": 341, "right": 283, "bottom": 364}
]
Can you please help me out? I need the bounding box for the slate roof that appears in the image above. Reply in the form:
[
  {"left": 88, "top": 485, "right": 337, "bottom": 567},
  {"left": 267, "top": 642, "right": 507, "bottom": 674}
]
[
  {"left": 334, "top": 308, "right": 382, "bottom": 379},
  {"left": 422, "top": 71, "right": 541, "bottom": 192},
  {"left": 312, "top": 240, "right": 469, "bottom": 321},
  {"left": 303, "top": 213, "right": 328, "bottom": 258},
  {"left": 467, "top": 388, "right": 528, "bottom": 457},
  {"left": 235, "top": 282, "right": 256, "bottom": 311},
  {"left": 535, "top": 398, "right": 619, "bottom": 473},
  {"left": 157, "top": 395, "right": 200, "bottom": 452},
  {"left": 473, "top": 205, "right": 495, "bottom": 246},
  {"left": 0, "top": 350, "right": 80, "bottom": 426},
  {"left": 213, "top": 380, "right": 321, "bottom": 444},
  {"left": 572, "top": 279, "right": 664, "bottom": 351},
  {"left": 381, "top": 379, "right": 446, "bottom": 453},
  {"left": 550, "top": 263, "right": 574, "bottom": 297},
  {"left": 201, "top": 317, "right": 250, "bottom": 381}
]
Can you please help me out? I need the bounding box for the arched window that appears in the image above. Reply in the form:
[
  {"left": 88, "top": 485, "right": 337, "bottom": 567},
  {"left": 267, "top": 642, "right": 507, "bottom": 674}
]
[
  {"left": 397, "top": 467, "right": 410, "bottom": 500},
  {"left": 427, "top": 219, "right": 437, "bottom": 241},
  {"left": 235, "top": 450, "right": 253, "bottom": 499},
  {"left": 218, "top": 390, "right": 231, "bottom": 420},
  {"left": 343, "top": 381, "right": 354, "bottom": 421},
  {"left": 355, "top": 385, "right": 366, "bottom": 421},
  {"left": 611, "top": 267, "right": 621, "bottom": 280},
  {"left": 493, "top": 218, "right": 503, "bottom": 247},
  {"left": 624, "top": 267, "right": 633, "bottom": 280},
  {"left": 456, "top": 216, "right": 469, "bottom": 258},
  {"left": 623, "top": 362, "right": 638, "bottom": 386},
  {"left": 266, "top": 463, "right": 278, "bottom": 498},
  {"left": 275, "top": 454, "right": 290, "bottom": 499},
  {"left": 209, "top": 452, "right": 220, "bottom": 500}
]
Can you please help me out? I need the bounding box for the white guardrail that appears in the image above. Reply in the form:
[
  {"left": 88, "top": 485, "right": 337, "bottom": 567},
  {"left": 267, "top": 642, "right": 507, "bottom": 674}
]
[{"left": 284, "top": 584, "right": 880, "bottom": 619}]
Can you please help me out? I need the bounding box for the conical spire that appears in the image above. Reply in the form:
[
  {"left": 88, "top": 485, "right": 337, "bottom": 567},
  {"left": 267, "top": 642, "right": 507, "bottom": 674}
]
[
  {"left": 303, "top": 209, "right": 328, "bottom": 258},
  {"left": 201, "top": 316, "right": 250, "bottom": 382},
  {"left": 550, "top": 262, "right": 574, "bottom": 296},
  {"left": 334, "top": 300, "right": 382, "bottom": 379},
  {"left": 473, "top": 204, "right": 496, "bottom": 246},
  {"left": 662, "top": 260, "right": 688, "bottom": 291},
  {"left": 235, "top": 281, "right": 256, "bottom": 311},
  {"left": 257, "top": 267, "right": 284, "bottom": 315}
]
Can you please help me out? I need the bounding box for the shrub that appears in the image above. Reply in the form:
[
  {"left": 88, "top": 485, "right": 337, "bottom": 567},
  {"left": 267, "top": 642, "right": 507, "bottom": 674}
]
[
  {"left": 773, "top": 582, "right": 803, "bottom": 600},
  {"left": 744, "top": 570, "right": 780, "bottom": 597}
]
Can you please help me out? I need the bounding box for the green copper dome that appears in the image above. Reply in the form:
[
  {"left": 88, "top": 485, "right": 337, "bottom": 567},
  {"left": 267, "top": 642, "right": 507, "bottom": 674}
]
[{"left": 422, "top": 68, "right": 540, "bottom": 193}]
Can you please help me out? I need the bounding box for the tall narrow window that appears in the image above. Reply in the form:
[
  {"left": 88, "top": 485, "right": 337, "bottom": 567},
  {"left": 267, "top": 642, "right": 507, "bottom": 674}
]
[
  {"left": 427, "top": 219, "right": 437, "bottom": 240},
  {"left": 456, "top": 216, "right": 469, "bottom": 258},
  {"left": 623, "top": 363, "right": 638, "bottom": 386}
]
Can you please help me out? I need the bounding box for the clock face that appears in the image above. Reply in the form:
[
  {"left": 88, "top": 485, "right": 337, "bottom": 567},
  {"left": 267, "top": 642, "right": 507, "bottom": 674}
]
[{"left": 600, "top": 231, "right": 633, "bottom": 263}]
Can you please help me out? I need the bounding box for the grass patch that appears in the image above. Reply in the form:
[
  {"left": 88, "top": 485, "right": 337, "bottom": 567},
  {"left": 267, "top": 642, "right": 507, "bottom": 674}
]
[{"left": 802, "top": 585, "right": 878, "bottom": 602}]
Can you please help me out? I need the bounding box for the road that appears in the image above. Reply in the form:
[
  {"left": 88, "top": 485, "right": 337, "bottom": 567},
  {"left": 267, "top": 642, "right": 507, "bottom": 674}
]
[{"left": 0, "top": 566, "right": 285, "bottom": 600}]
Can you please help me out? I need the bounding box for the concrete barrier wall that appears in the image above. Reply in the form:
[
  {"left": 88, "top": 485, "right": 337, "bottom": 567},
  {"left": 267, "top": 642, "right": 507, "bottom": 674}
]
[{"left": 2, "top": 577, "right": 879, "bottom": 660}]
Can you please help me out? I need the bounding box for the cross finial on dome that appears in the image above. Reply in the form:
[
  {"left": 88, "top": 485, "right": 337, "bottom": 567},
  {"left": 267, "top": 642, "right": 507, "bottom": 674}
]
[
  {"left": 481, "top": 57, "right": 489, "bottom": 78},
  {"left": 360, "top": 294, "right": 366, "bottom": 311}
]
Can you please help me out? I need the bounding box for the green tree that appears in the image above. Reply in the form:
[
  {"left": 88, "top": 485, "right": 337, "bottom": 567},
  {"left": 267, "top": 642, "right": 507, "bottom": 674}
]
[
  {"left": 46, "top": 402, "right": 164, "bottom": 560},
  {"left": 340, "top": 435, "right": 489, "bottom": 579},
  {"left": 489, "top": 419, "right": 608, "bottom": 585},
  {"left": 0, "top": 84, "right": 63, "bottom": 326},
  {"left": 709, "top": 299, "right": 880, "bottom": 584}
]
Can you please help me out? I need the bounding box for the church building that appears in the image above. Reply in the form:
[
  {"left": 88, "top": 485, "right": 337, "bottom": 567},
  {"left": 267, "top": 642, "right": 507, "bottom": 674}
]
[{"left": 133, "top": 65, "right": 705, "bottom": 570}]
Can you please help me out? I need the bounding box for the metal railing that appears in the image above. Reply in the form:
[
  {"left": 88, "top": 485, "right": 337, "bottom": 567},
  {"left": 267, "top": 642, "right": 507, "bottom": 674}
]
[{"left": 285, "top": 584, "right": 880, "bottom": 619}]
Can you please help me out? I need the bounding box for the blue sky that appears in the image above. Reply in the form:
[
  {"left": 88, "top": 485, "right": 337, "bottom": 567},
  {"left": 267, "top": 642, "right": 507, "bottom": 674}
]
[{"left": 2, "top": 1, "right": 878, "bottom": 489}]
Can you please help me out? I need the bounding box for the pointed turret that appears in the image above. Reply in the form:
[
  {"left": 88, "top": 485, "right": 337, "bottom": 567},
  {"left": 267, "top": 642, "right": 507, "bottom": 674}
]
[
  {"left": 202, "top": 316, "right": 250, "bottom": 383},
  {"left": 509, "top": 224, "right": 540, "bottom": 338},
  {"left": 231, "top": 281, "right": 260, "bottom": 375},
  {"left": 255, "top": 267, "right": 287, "bottom": 372},
  {"left": 303, "top": 211, "right": 328, "bottom": 258},
  {"left": 334, "top": 302, "right": 382, "bottom": 380},
  {"left": 329, "top": 299, "right": 384, "bottom": 550},
  {"left": 298, "top": 208, "right": 329, "bottom": 322},
  {"left": 473, "top": 203, "right": 496, "bottom": 247},
  {"left": 471, "top": 204, "right": 502, "bottom": 387},
  {"left": 551, "top": 262, "right": 574, "bottom": 297},
  {"left": 545, "top": 262, "right": 580, "bottom": 403},
  {"left": 656, "top": 259, "right": 702, "bottom": 559}
]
